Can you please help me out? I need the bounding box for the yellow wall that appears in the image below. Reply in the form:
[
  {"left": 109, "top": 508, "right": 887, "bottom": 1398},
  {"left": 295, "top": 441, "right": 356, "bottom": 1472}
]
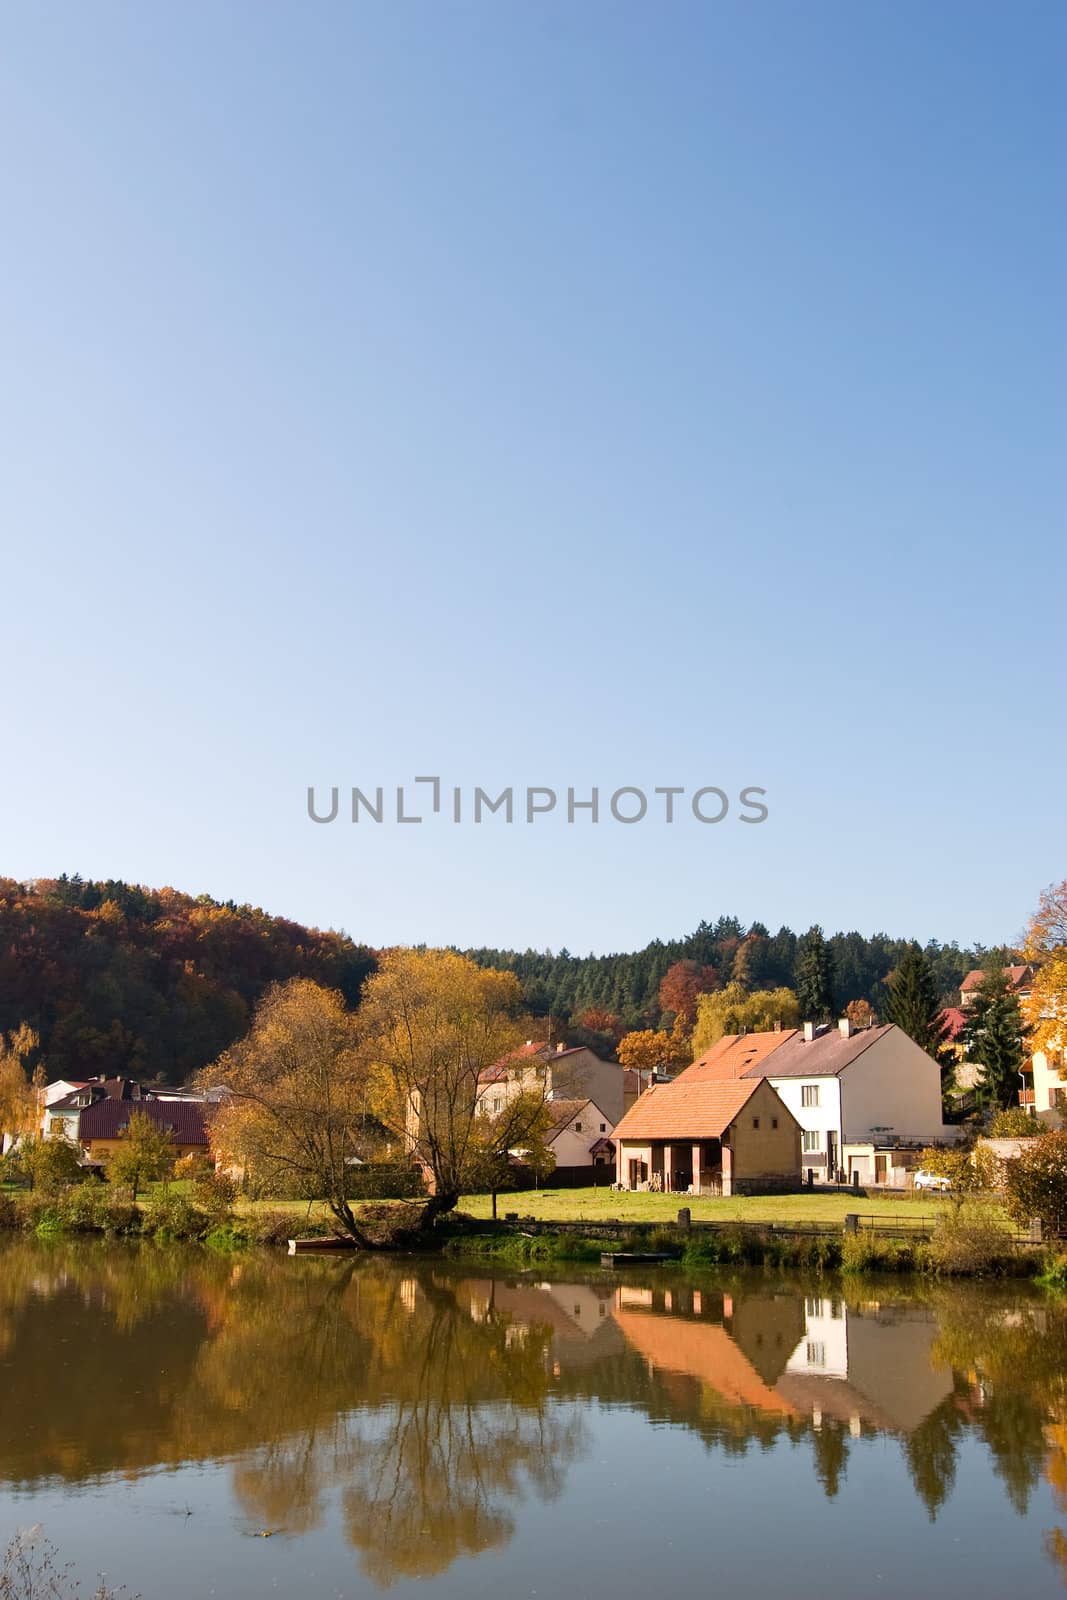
[{"left": 728, "top": 1081, "right": 802, "bottom": 1183}]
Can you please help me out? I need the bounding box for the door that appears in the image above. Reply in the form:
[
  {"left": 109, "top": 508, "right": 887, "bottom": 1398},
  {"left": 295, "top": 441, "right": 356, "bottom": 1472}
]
[{"left": 827, "top": 1131, "right": 838, "bottom": 1181}]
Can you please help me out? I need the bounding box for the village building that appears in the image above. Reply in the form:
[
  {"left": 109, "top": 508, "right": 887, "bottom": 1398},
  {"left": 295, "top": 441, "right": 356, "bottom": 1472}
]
[
  {"left": 612, "top": 1076, "right": 801, "bottom": 1195},
  {"left": 478, "top": 1040, "right": 625, "bottom": 1123},
  {"left": 76, "top": 1098, "right": 210, "bottom": 1163},
  {"left": 676, "top": 1019, "right": 955, "bottom": 1187}
]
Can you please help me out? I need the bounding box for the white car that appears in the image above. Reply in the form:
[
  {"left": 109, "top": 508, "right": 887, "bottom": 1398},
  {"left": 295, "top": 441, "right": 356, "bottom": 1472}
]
[{"left": 913, "top": 1168, "right": 952, "bottom": 1193}]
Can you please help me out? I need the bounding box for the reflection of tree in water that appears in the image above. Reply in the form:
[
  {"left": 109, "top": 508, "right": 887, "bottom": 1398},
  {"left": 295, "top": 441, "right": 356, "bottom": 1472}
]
[
  {"left": 196, "top": 1262, "right": 583, "bottom": 1586},
  {"left": 811, "top": 1422, "right": 848, "bottom": 1499}
]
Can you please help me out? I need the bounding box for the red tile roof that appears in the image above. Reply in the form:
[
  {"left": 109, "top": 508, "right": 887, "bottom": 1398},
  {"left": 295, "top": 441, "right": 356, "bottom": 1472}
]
[
  {"left": 961, "top": 964, "right": 1034, "bottom": 993},
  {"left": 940, "top": 1007, "right": 967, "bottom": 1043},
  {"left": 679, "top": 1031, "right": 798, "bottom": 1083},
  {"left": 78, "top": 1100, "right": 208, "bottom": 1146},
  {"left": 613, "top": 1079, "right": 762, "bottom": 1141}
]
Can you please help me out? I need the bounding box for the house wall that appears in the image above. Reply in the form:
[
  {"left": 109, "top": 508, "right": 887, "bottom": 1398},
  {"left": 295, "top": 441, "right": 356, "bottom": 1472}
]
[
  {"left": 839, "top": 1032, "right": 947, "bottom": 1145},
  {"left": 84, "top": 1138, "right": 206, "bottom": 1162},
  {"left": 616, "top": 1141, "right": 653, "bottom": 1187},
  {"left": 550, "top": 1103, "right": 614, "bottom": 1167},
  {"left": 546, "top": 1050, "right": 624, "bottom": 1124},
  {"left": 727, "top": 1081, "right": 801, "bottom": 1191},
  {"left": 768, "top": 1076, "right": 842, "bottom": 1171},
  {"left": 1032, "top": 1048, "right": 1067, "bottom": 1115}
]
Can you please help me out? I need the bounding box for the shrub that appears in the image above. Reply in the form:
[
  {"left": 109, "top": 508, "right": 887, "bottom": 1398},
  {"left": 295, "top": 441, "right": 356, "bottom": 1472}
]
[
  {"left": 990, "top": 1107, "right": 1042, "bottom": 1139},
  {"left": 841, "top": 1232, "right": 917, "bottom": 1274},
  {"left": 141, "top": 1195, "right": 209, "bottom": 1243},
  {"left": 246, "top": 1208, "right": 331, "bottom": 1246},
  {"left": 204, "top": 1222, "right": 251, "bottom": 1252},
  {"left": 193, "top": 1172, "right": 239, "bottom": 1214},
  {"left": 926, "top": 1205, "right": 1017, "bottom": 1276},
  {"left": 174, "top": 1153, "right": 213, "bottom": 1183},
  {"left": 1002, "top": 1130, "right": 1067, "bottom": 1236}
]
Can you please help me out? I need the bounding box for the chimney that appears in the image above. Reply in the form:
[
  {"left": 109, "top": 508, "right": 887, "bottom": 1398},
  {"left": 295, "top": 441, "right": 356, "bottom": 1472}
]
[
  {"left": 803, "top": 1021, "right": 817, "bottom": 1044},
  {"left": 838, "top": 1017, "right": 852, "bottom": 1039},
  {"left": 773, "top": 1019, "right": 782, "bottom": 1033}
]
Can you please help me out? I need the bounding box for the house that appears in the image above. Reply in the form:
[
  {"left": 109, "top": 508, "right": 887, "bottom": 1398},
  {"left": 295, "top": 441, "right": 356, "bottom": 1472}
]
[
  {"left": 478, "top": 1040, "right": 625, "bottom": 1124},
  {"left": 959, "top": 964, "right": 1035, "bottom": 1008},
  {"left": 679, "top": 1019, "right": 956, "bottom": 1186},
  {"left": 543, "top": 1098, "right": 616, "bottom": 1170},
  {"left": 42, "top": 1078, "right": 143, "bottom": 1141},
  {"left": 1021, "top": 1046, "right": 1067, "bottom": 1119},
  {"left": 612, "top": 1076, "right": 801, "bottom": 1195},
  {"left": 76, "top": 1098, "right": 209, "bottom": 1163}
]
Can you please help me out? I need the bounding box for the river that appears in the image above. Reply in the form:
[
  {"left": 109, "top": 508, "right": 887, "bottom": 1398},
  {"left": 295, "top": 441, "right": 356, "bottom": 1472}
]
[{"left": 0, "top": 1238, "right": 1064, "bottom": 1597}]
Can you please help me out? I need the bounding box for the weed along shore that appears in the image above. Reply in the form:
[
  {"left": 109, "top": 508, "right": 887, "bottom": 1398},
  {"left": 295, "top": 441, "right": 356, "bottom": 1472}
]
[{"left": 439, "top": 1200, "right": 1061, "bottom": 1281}]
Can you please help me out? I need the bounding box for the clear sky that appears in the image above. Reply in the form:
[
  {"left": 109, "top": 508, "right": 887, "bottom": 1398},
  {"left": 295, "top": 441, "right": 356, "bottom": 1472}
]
[{"left": 2, "top": 1, "right": 1064, "bottom": 956}]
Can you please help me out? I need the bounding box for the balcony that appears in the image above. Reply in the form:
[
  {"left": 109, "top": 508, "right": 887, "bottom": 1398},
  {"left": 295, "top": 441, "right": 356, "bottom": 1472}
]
[{"left": 1018, "top": 1088, "right": 1035, "bottom": 1106}]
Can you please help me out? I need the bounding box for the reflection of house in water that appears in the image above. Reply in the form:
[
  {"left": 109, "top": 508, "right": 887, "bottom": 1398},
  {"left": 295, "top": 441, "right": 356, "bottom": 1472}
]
[
  {"left": 777, "top": 1297, "right": 955, "bottom": 1434},
  {"left": 453, "top": 1274, "right": 954, "bottom": 1443}
]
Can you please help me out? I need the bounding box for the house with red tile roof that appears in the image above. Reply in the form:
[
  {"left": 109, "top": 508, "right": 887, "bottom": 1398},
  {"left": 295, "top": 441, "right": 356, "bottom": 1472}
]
[
  {"left": 676, "top": 1019, "right": 956, "bottom": 1187},
  {"left": 77, "top": 1098, "right": 209, "bottom": 1162},
  {"left": 611, "top": 1076, "right": 800, "bottom": 1195},
  {"left": 959, "top": 964, "right": 1035, "bottom": 1007}
]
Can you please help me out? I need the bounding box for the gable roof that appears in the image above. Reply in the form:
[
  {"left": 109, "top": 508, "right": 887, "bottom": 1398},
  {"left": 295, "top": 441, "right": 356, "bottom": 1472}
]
[
  {"left": 747, "top": 1023, "right": 895, "bottom": 1078},
  {"left": 78, "top": 1099, "right": 208, "bottom": 1146},
  {"left": 679, "top": 1030, "right": 799, "bottom": 1084},
  {"left": 961, "top": 963, "right": 1034, "bottom": 994},
  {"left": 546, "top": 1098, "right": 613, "bottom": 1142},
  {"left": 940, "top": 1006, "right": 967, "bottom": 1043},
  {"left": 613, "top": 1078, "right": 764, "bottom": 1141}
]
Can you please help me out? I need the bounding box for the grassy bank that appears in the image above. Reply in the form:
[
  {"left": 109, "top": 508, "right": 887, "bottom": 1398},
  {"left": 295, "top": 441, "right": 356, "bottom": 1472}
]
[{"left": 457, "top": 1187, "right": 963, "bottom": 1226}]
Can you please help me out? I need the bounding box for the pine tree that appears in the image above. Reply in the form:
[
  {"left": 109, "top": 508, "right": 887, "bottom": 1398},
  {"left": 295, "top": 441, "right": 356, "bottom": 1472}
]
[
  {"left": 886, "top": 944, "right": 947, "bottom": 1067},
  {"left": 964, "top": 966, "right": 1026, "bottom": 1110},
  {"left": 795, "top": 925, "right": 835, "bottom": 1021}
]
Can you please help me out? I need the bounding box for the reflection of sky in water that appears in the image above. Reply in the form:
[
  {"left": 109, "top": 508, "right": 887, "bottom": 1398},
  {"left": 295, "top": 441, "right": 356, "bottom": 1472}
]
[{"left": 0, "top": 1243, "right": 1064, "bottom": 1598}]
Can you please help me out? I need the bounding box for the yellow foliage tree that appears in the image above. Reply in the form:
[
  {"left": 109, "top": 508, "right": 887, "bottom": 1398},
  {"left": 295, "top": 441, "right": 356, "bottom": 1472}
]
[
  {"left": 0, "top": 1026, "right": 42, "bottom": 1141},
  {"left": 359, "top": 949, "right": 531, "bottom": 1222},
  {"left": 1022, "top": 880, "right": 1067, "bottom": 1061},
  {"left": 690, "top": 984, "right": 801, "bottom": 1056},
  {"left": 617, "top": 1023, "right": 689, "bottom": 1079}
]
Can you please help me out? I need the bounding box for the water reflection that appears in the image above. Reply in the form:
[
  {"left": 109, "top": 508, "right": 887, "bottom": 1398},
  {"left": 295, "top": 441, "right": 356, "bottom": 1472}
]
[{"left": 0, "top": 1239, "right": 1064, "bottom": 1589}]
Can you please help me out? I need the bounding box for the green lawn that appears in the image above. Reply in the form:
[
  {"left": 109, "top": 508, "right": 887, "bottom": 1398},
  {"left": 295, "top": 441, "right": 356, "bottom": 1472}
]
[{"left": 456, "top": 1187, "right": 957, "bottom": 1226}]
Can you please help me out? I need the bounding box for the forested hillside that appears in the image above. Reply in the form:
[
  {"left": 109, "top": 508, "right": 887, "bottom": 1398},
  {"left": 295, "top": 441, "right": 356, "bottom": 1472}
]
[
  {"left": 0, "top": 876, "right": 375, "bottom": 1084},
  {"left": 1, "top": 876, "right": 1003, "bottom": 1084},
  {"left": 467, "top": 918, "right": 994, "bottom": 1037}
]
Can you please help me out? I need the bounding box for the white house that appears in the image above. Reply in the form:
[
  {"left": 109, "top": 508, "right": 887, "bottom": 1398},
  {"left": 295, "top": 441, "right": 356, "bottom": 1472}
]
[
  {"left": 543, "top": 1098, "right": 617, "bottom": 1169},
  {"left": 679, "top": 1020, "right": 957, "bottom": 1187}
]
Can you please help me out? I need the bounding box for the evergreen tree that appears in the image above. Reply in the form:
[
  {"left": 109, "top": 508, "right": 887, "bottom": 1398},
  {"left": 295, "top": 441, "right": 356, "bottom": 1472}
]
[
  {"left": 795, "top": 925, "right": 835, "bottom": 1021},
  {"left": 964, "top": 966, "right": 1026, "bottom": 1110},
  {"left": 886, "top": 944, "right": 948, "bottom": 1069}
]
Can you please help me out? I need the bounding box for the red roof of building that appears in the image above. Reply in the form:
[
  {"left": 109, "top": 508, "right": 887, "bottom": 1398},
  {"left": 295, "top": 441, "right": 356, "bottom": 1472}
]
[
  {"left": 613, "top": 1078, "right": 763, "bottom": 1141},
  {"left": 78, "top": 1099, "right": 208, "bottom": 1146},
  {"left": 680, "top": 1030, "right": 799, "bottom": 1083},
  {"left": 940, "top": 1007, "right": 967, "bottom": 1042},
  {"left": 961, "top": 964, "right": 1034, "bottom": 993}
]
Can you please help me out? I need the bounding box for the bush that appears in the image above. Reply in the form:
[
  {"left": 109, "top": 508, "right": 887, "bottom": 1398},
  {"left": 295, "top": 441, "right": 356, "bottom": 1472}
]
[
  {"left": 841, "top": 1232, "right": 917, "bottom": 1274},
  {"left": 174, "top": 1153, "right": 214, "bottom": 1183},
  {"left": 193, "top": 1172, "right": 239, "bottom": 1214},
  {"left": 141, "top": 1195, "right": 210, "bottom": 1242},
  {"left": 1003, "top": 1130, "right": 1067, "bottom": 1235},
  {"left": 990, "top": 1107, "right": 1042, "bottom": 1139},
  {"left": 926, "top": 1206, "right": 1017, "bottom": 1276}
]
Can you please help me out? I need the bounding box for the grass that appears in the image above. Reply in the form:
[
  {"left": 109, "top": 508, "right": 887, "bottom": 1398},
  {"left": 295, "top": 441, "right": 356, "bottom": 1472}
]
[{"left": 454, "top": 1187, "right": 962, "bottom": 1226}]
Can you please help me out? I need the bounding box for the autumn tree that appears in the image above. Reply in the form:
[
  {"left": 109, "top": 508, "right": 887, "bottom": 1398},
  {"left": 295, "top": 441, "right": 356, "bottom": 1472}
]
[
  {"left": 0, "top": 1026, "right": 42, "bottom": 1143},
  {"left": 845, "top": 998, "right": 874, "bottom": 1030},
  {"left": 617, "top": 1025, "right": 690, "bottom": 1086},
  {"left": 359, "top": 949, "right": 534, "bottom": 1224},
  {"left": 107, "top": 1111, "right": 178, "bottom": 1200},
  {"left": 963, "top": 965, "right": 1026, "bottom": 1109},
  {"left": 17, "top": 1135, "right": 84, "bottom": 1191},
  {"left": 1022, "top": 880, "right": 1067, "bottom": 1064},
  {"left": 886, "top": 945, "right": 950, "bottom": 1073},
  {"left": 465, "top": 1093, "right": 556, "bottom": 1219},
  {"left": 202, "top": 978, "right": 380, "bottom": 1242},
  {"left": 1002, "top": 1130, "right": 1067, "bottom": 1235},
  {"left": 690, "top": 984, "right": 801, "bottom": 1055},
  {"left": 657, "top": 960, "right": 718, "bottom": 1025},
  {"left": 795, "top": 926, "right": 835, "bottom": 1022}
]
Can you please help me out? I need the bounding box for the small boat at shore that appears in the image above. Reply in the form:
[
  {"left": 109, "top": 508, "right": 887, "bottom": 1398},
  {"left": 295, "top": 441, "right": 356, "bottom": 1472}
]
[{"left": 288, "top": 1236, "right": 359, "bottom": 1255}]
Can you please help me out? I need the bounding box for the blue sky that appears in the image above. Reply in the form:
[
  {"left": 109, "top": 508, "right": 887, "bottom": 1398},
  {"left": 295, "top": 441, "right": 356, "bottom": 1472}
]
[{"left": 2, "top": 1, "right": 1064, "bottom": 955}]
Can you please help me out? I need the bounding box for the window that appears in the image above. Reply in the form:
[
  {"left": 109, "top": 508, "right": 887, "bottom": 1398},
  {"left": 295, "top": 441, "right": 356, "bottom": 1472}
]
[
  {"left": 802, "top": 1130, "right": 822, "bottom": 1153},
  {"left": 806, "top": 1341, "right": 827, "bottom": 1367},
  {"left": 772, "top": 1117, "right": 779, "bottom": 1129},
  {"left": 752, "top": 1116, "right": 760, "bottom": 1129},
  {"left": 573, "top": 1121, "right": 582, "bottom": 1132},
  {"left": 801, "top": 1085, "right": 820, "bottom": 1107},
  {"left": 600, "top": 1123, "right": 606, "bottom": 1132}
]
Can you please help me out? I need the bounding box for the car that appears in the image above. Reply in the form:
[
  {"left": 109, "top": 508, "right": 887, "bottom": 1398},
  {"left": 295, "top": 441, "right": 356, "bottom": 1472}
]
[{"left": 912, "top": 1168, "right": 952, "bottom": 1192}]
